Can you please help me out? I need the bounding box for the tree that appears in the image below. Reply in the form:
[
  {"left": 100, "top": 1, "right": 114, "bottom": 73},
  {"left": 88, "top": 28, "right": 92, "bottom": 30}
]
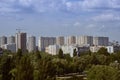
[
  {"left": 58, "top": 49, "right": 64, "bottom": 58},
  {"left": 73, "top": 49, "right": 77, "bottom": 57},
  {"left": 89, "top": 54, "right": 100, "bottom": 65},
  {"left": 37, "top": 59, "right": 56, "bottom": 80},
  {"left": 97, "top": 47, "right": 109, "bottom": 56},
  {"left": 113, "top": 71, "right": 120, "bottom": 80},
  {"left": 64, "top": 54, "right": 72, "bottom": 62},
  {"left": 73, "top": 55, "right": 91, "bottom": 73},
  {"left": 16, "top": 49, "right": 23, "bottom": 60},
  {"left": 15, "top": 55, "right": 34, "bottom": 80},
  {"left": 0, "top": 56, "right": 13, "bottom": 80},
  {"left": 35, "top": 51, "right": 41, "bottom": 60},
  {"left": 97, "top": 54, "right": 110, "bottom": 65},
  {"left": 87, "top": 65, "right": 118, "bottom": 80}
]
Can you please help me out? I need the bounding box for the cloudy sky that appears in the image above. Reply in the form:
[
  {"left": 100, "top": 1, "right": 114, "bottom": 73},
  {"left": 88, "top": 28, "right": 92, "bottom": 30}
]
[{"left": 0, "top": 0, "right": 120, "bottom": 42}]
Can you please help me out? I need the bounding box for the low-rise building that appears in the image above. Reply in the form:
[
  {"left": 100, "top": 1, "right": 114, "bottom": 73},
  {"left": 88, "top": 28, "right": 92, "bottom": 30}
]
[
  {"left": 1, "top": 43, "right": 16, "bottom": 53},
  {"left": 45, "top": 45, "right": 60, "bottom": 55},
  {"left": 77, "top": 46, "right": 90, "bottom": 54},
  {"left": 61, "top": 45, "right": 76, "bottom": 57},
  {"left": 106, "top": 46, "right": 114, "bottom": 53},
  {"left": 90, "top": 46, "right": 118, "bottom": 54},
  {"left": 62, "top": 45, "right": 89, "bottom": 57},
  {"left": 90, "top": 46, "right": 103, "bottom": 53}
]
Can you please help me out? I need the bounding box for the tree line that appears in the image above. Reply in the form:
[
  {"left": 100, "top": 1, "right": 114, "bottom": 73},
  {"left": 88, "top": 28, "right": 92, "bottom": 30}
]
[{"left": 0, "top": 47, "right": 120, "bottom": 80}]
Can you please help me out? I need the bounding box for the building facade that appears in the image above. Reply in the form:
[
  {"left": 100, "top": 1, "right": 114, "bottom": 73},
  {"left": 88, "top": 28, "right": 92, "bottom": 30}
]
[
  {"left": 93, "top": 37, "right": 109, "bottom": 46},
  {"left": 106, "top": 46, "right": 114, "bottom": 53},
  {"left": 0, "top": 36, "right": 7, "bottom": 47},
  {"left": 56, "top": 36, "right": 64, "bottom": 46},
  {"left": 27, "top": 36, "right": 36, "bottom": 52},
  {"left": 90, "top": 46, "right": 103, "bottom": 53},
  {"left": 90, "top": 46, "right": 114, "bottom": 53},
  {"left": 45, "top": 45, "right": 60, "bottom": 55},
  {"left": 38, "top": 37, "right": 56, "bottom": 51},
  {"left": 65, "top": 36, "right": 76, "bottom": 45},
  {"left": 1, "top": 43, "right": 16, "bottom": 53},
  {"left": 16, "top": 32, "right": 27, "bottom": 52},
  {"left": 76, "top": 36, "right": 93, "bottom": 46},
  {"left": 61, "top": 45, "right": 77, "bottom": 57},
  {"left": 7, "top": 36, "right": 15, "bottom": 44}
]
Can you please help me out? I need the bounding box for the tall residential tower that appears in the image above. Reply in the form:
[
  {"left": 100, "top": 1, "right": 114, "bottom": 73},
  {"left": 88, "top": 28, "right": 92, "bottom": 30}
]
[
  {"left": 38, "top": 37, "right": 56, "bottom": 51},
  {"left": 27, "top": 36, "right": 36, "bottom": 52},
  {"left": 56, "top": 36, "right": 64, "bottom": 46},
  {"left": 0, "top": 36, "right": 7, "bottom": 47},
  {"left": 65, "top": 36, "right": 76, "bottom": 45},
  {"left": 76, "top": 36, "right": 93, "bottom": 46},
  {"left": 93, "top": 37, "right": 109, "bottom": 46},
  {"left": 16, "top": 32, "right": 27, "bottom": 52}
]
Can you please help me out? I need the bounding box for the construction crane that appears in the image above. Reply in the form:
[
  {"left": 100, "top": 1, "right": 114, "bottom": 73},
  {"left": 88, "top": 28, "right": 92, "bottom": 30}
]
[{"left": 16, "top": 28, "right": 22, "bottom": 33}]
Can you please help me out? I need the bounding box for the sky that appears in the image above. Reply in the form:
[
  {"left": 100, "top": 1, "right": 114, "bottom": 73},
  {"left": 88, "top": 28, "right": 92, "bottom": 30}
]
[{"left": 0, "top": 0, "right": 120, "bottom": 42}]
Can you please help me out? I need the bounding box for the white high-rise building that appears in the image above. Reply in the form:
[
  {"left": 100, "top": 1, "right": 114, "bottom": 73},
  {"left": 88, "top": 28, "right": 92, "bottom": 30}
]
[
  {"left": 7, "top": 36, "right": 15, "bottom": 44},
  {"left": 0, "top": 36, "right": 7, "bottom": 47},
  {"left": 16, "top": 32, "right": 27, "bottom": 52},
  {"left": 76, "top": 36, "right": 93, "bottom": 46},
  {"left": 27, "top": 36, "right": 36, "bottom": 52},
  {"left": 65, "top": 36, "right": 76, "bottom": 45},
  {"left": 93, "top": 37, "right": 109, "bottom": 46},
  {"left": 56, "top": 36, "right": 64, "bottom": 46},
  {"left": 38, "top": 37, "right": 56, "bottom": 51}
]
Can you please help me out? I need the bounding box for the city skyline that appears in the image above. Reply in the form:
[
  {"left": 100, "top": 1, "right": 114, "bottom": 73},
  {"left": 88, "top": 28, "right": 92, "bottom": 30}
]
[
  {"left": 0, "top": 33, "right": 118, "bottom": 54},
  {"left": 0, "top": 0, "right": 120, "bottom": 42},
  {"left": 0, "top": 33, "right": 118, "bottom": 43}
]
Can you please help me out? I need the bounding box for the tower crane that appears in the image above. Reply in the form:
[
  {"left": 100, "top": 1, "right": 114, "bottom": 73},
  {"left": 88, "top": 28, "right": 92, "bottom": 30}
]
[{"left": 16, "top": 28, "right": 23, "bottom": 33}]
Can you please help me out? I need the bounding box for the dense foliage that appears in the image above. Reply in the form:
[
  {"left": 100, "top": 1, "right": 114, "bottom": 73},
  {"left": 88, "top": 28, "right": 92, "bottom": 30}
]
[{"left": 0, "top": 48, "right": 120, "bottom": 80}]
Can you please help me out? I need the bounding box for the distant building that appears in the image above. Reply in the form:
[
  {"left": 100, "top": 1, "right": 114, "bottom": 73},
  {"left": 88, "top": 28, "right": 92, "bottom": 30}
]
[
  {"left": 38, "top": 37, "right": 56, "bottom": 51},
  {"left": 113, "top": 46, "right": 120, "bottom": 53},
  {"left": 0, "top": 36, "right": 7, "bottom": 47},
  {"left": 62, "top": 44, "right": 90, "bottom": 57},
  {"left": 27, "top": 36, "right": 36, "bottom": 52},
  {"left": 65, "top": 36, "right": 76, "bottom": 45},
  {"left": 93, "top": 37, "right": 109, "bottom": 46},
  {"left": 56, "top": 36, "right": 64, "bottom": 46},
  {"left": 106, "top": 46, "right": 114, "bottom": 53},
  {"left": 16, "top": 32, "right": 27, "bottom": 52},
  {"left": 61, "top": 45, "right": 76, "bottom": 57},
  {"left": 76, "top": 36, "right": 93, "bottom": 46},
  {"left": 7, "top": 36, "right": 15, "bottom": 44},
  {"left": 1, "top": 43, "right": 16, "bottom": 53},
  {"left": 45, "top": 45, "right": 60, "bottom": 55},
  {"left": 90, "top": 46, "right": 103, "bottom": 53},
  {"left": 90, "top": 46, "right": 114, "bottom": 53},
  {"left": 77, "top": 46, "right": 90, "bottom": 54}
]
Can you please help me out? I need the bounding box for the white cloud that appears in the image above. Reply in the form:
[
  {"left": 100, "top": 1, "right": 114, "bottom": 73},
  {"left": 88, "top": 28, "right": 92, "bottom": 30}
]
[
  {"left": 65, "top": 0, "right": 120, "bottom": 12},
  {"left": 19, "top": 0, "right": 32, "bottom": 7},
  {"left": 92, "top": 13, "right": 120, "bottom": 22},
  {"left": 82, "top": 0, "right": 110, "bottom": 9},
  {"left": 86, "top": 24, "right": 96, "bottom": 28},
  {"left": 73, "top": 22, "right": 81, "bottom": 27},
  {"left": 0, "top": 7, "right": 20, "bottom": 13},
  {"left": 0, "top": 0, "right": 120, "bottom": 13}
]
